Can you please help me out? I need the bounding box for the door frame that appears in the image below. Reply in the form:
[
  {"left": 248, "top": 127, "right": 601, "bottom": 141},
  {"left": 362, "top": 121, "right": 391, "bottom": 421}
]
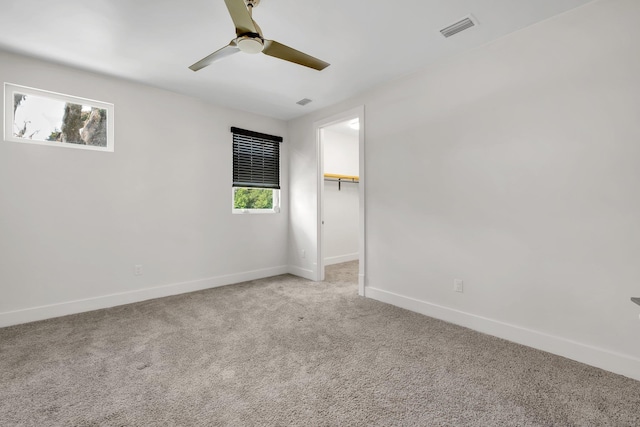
[{"left": 314, "top": 106, "right": 366, "bottom": 295}]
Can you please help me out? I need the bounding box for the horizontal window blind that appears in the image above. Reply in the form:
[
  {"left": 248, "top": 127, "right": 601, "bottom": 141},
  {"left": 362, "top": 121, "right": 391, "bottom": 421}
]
[{"left": 231, "top": 127, "right": 282, "bottom": 189}]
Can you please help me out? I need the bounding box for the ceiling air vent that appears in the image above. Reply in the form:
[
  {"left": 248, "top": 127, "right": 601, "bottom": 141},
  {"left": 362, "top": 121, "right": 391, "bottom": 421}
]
[
  {"left": 296, "top": 98, "right": 312, "bottom": 106},
  {"left": 440, "top": 16, "right": 476, "bottom": 38}
]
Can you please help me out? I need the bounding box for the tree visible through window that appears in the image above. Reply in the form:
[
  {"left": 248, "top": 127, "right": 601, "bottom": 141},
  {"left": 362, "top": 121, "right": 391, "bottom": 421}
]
[
  {"left": 4, "top": 83, "right": 114, "bottom": 152},
  {"left": 233, "top": 188, "right": 273, "bottom": 209}
]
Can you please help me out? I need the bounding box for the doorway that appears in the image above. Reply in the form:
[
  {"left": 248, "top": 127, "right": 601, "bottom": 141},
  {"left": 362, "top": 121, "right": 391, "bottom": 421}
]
[{"left": 315, "top": 107, "right": 365, "bottom": 296}]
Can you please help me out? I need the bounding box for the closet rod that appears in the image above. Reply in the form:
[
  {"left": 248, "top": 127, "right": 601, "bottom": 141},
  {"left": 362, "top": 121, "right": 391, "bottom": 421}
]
[{"left": 323, "top": 173, "right": 359, "bottom": 191}]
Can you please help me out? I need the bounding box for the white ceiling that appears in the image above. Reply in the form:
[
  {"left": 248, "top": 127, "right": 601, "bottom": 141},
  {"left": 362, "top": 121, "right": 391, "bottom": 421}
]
[
  {"left": 324, "top": 119, "right": 359, "bottom": 138},
  {"left": 0, "top": 0, "right": 594, "bottom": 120}
]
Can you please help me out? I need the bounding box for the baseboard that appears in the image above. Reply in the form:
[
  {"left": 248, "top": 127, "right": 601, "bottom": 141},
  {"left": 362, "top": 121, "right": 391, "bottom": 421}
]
[
  {"left": 365, "top": 287, "right": 640, "bottom": 382},
  {"left": 324, "top": 253, "right": 359, "bottom": 266},
  {"left": 0, "top": 265, "right": 289, "bottom": 328},
  {"left": 288, "top": 265, "right": 315, "bottom": 281}
]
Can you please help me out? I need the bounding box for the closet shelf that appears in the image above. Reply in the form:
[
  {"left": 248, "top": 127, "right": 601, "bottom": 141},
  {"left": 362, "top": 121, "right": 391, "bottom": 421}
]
[{"left": 324, "top": 173, "right": 359, "bottom": 191}]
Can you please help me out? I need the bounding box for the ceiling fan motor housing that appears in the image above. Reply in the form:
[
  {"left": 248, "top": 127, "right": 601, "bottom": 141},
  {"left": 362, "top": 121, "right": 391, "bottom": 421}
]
[{"left": 236, "top": 35, "right": 264, "bottom": 53}]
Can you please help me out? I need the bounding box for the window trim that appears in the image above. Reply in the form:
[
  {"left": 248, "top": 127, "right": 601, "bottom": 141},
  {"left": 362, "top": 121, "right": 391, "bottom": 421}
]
[{"left": 4, "top": 82, "right": 114, "bottom": 152}]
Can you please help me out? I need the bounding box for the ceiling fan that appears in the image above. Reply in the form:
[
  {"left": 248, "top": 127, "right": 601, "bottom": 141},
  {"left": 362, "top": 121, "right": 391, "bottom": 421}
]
[{"left": 189, "top": 0, "right": 330, "bottom": 72}]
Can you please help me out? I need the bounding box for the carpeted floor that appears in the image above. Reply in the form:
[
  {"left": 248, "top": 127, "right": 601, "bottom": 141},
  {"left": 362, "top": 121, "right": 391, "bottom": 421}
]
[{"left": 1, "top": 261, "right": 639, "bottom": 426}]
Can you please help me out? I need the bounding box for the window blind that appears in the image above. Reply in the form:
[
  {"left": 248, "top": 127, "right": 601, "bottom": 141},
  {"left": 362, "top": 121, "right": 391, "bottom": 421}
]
[{"left": 231, "top": 127, "right": 282, "bottom": 189}]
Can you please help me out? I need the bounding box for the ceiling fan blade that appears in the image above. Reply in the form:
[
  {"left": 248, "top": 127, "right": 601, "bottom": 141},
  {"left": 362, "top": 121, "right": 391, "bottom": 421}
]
[
  {"left": 224, "top": 0, "right": 258, "bottom": 35},
  {"left": 189, "top": 41, "right": 239, "bottom": 71},
  {"left": 262, "top": 40, "right": 329, "bottom": 71}
]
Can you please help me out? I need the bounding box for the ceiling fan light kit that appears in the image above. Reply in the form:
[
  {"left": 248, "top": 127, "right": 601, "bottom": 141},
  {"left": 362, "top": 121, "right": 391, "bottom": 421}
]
[
  {"left": 189, "top": 0, "right": 329, "bottom": 71},
  {"left": 237, "top": 35, "right": 264, "bottom": 54}
]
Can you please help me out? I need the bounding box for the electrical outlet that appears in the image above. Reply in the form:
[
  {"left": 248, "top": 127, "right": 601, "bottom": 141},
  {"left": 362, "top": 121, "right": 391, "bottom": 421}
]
[
  {"left": 301, "top": 249, "right": 306, "bottom": 259},
  {"left": 454, "top": 279, "right": 464, "bottom": 293},
  {"left": 134, "top": 265, "right": 143, "bottom": 276}
]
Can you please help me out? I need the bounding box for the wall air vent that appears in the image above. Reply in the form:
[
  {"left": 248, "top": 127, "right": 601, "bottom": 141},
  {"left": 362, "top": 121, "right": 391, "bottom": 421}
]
[
  {"left": 440, "top": 16, "right": 476, "bottom": 38},
  {"left": 296, "top": 98, "right": 312, "bottom": 106}
]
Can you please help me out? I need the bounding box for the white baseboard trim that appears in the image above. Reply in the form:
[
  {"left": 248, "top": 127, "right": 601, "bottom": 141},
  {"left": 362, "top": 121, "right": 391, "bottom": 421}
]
[
  {"left": 288, "top": 265, "right": 315, "bottom": 281},
  {"left": 365, "top": 287, "right": 640, "bottom": 382},
  {"left": 324, "top": 253, "right": 359, "bottom": 266},
  {"left": 0, "top": 265, "right": 289, "bottom": 328}
]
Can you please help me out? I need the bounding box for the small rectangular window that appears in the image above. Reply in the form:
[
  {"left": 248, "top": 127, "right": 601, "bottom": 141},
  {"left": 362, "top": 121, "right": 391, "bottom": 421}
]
[
  {"left": 231, "top": 127, "right": 282, "bottom": 214},
  {"left": 232, "top": 187, "right": 280, "bottom": 213},
  {"left": 4, "top": 83, "right": 114, "bottom": 152}
]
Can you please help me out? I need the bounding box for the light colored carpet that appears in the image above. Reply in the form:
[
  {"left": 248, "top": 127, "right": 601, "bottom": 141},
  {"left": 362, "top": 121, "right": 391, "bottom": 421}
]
[{"left": 1, "top": 261, "right": 639, "bottom": 426}]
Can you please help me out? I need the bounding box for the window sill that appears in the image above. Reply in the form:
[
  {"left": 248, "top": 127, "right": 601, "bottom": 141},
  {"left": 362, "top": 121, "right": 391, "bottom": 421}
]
[{"left": 232, "top": 207, "right": 280, "bottom": 215}]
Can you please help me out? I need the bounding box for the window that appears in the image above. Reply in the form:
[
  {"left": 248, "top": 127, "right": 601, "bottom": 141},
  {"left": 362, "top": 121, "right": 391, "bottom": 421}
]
[
  {"left": 4, "top": 83, "right": 114, "bottom": 152},
  {"left": 231, "top": 126, "right": 282, "bottom": 213}
]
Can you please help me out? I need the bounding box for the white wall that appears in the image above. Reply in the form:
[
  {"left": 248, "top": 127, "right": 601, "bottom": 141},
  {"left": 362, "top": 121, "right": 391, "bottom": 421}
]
[
  {"left": 0, "top": 50, "right": 288, "bottom": 326},
  {"left": 288, "top": 0, "right": 640, "bottom": 380},
  {"left": 323, "top": 129, "right": 359, "bottom": 177},
  {"left": 323, "top": 128, "right": 359, "bottom": 264}
]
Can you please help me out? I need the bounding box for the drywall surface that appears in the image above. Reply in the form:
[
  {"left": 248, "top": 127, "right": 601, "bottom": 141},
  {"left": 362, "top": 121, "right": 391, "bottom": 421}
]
[
  {"left": 0, "top": 50, "right": 288, "bottom": 325},
  {"left": 323, "top": 129, "right": 359, "bottom": 264},
  {"left": 288, "top": 0, "right": 640, "bottom": 379},
  {"left": 323, "top": 129, "right": 359, "bottom": 177}
]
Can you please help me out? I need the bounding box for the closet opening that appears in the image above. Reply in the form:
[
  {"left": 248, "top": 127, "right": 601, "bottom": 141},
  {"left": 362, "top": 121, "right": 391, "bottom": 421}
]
[{"left": 315, "top": 107, "right": 365, "bottom": 295}]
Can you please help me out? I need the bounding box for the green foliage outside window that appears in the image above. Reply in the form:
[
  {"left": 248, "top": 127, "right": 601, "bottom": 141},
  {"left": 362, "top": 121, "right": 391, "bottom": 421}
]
[{"left": 234, "top": 188, "right": 273, "bottom": 209}]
